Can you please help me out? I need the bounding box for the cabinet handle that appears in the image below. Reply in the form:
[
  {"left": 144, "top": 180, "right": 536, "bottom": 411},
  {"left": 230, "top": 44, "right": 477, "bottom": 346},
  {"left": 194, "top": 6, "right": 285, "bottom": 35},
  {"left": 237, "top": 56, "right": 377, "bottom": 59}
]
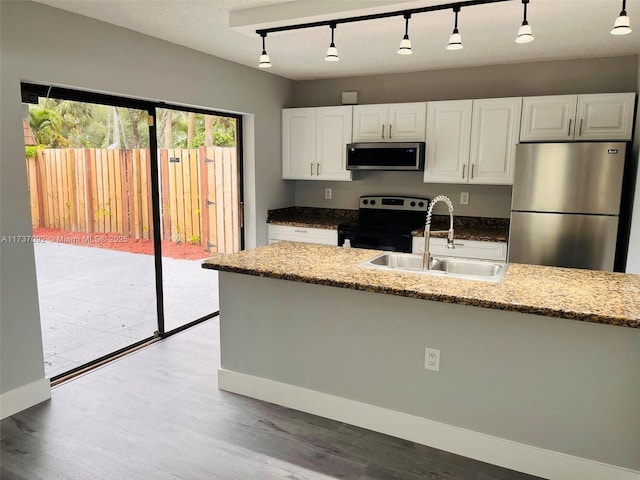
[
  {"left": 389, "top": 125, "right": 392, "bottom": 139},
  {"left": 382, "top": 124, "right": 385, "bottom": 139},
  {"left": 471, "top": 164, "right": 475, "bottom": 179},
  {"left": 453, "top": 242, "right": 465, "bottom": 247},
  {"left": 294, "top": 229, "right": 307, "bottom": 233},
  {"left": 579, "top": 119, "right": 583, "bottom": 136},
  {"left": 567, "top": 118, "right": 572, "bottom": 136},
  {"left": 310, "top": 163, "right": 314, "bottom": 176},
  {"left": 462, "top": 164, "right": 466, "bottom": 179},
  {"left": 316, "top": 163, "right": 320, "bottom": 176}
]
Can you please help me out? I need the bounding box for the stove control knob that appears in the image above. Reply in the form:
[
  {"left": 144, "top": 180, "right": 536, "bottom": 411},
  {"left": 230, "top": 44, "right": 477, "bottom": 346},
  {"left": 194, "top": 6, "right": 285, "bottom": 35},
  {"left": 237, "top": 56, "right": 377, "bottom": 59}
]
[
  {"left": 370, "top": 200, "right": 376, "bottom": 205},
  {"left": 363, "top": 199, "right": 369, "bottom": 205},
  {"left": 410, "top": 201, "right": 416, "bottom": 207},
  {"left": 418, "top": 202, "right": 425, "bottom": 207}
]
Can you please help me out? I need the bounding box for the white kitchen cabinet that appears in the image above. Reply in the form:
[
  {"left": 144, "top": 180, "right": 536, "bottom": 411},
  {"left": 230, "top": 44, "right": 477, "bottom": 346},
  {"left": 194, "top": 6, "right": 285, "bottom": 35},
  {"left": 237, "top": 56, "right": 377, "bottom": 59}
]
[
  {"left": 268, "top": 224, "right": 338, "bottom": 246},
  {"left": 470, "top": 97, "right": 522, "bottom": 185},
  {"left": 282, "top": 106, "right": 352, "bottom": 181},
  {"left": 423, "top": 100, "right": 472, "bottom": 183},
  {"left": 520, "top": 92, "right": 635, "bottom": 141},
  {"left": 412, "top": 236, "right": 507, "bottom": 262},
  {"left": 352, "top": 102, "right": 426, "bottom": 142},
  {"left": 424, "top": 97, "right": 521, "bottom": 185}
]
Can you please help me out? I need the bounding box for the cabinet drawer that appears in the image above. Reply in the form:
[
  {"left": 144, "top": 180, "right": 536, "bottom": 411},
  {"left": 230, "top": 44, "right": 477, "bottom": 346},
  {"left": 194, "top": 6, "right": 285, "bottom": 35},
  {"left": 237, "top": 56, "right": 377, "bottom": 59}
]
[
  {"left": 268, "top": 224, "right": 338, "bottom": 246},
  {"left": 412, "top": 237, "right": 507, "bottom": 261}
]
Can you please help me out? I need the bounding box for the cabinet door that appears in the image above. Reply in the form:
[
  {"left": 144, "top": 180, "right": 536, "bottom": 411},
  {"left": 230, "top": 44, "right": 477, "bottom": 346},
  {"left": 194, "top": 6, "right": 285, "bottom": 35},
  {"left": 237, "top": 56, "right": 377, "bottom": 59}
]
[
  {"left": 352, "top": 105, "right": 388, "bottom": 142},
  {"left": 268, "top": 224, "right": 338, "bottom": 246},
  {"left": 575, "top": 93, "right": 636, "bottom": 140},
  {"left": 282, "top": 108, "right": 316, "bottom": 179},
  {"left": 520, "top": 95, "right": 577, "bottom": 141},
  {"left": 316, "top": 106, "right": 352, "bottom": 181},
  {"left": 388, "top": 102, "right": 427, "bottom": 141},
  {"left": 412, "top": 236, "right": 507, "bottom": 261},
  {"left": 469, "top": 98, "right": 522, "bottom": 185},
  {"left": 424, "top": 100, "right": 472, "bottom": 184}
]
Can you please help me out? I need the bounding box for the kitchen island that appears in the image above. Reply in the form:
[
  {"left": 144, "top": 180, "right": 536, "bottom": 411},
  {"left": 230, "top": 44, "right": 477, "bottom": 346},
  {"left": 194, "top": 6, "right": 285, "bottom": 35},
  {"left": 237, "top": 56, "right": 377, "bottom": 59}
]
[{"left": 202, "top": 242, "right": 640, "bottom": 479}]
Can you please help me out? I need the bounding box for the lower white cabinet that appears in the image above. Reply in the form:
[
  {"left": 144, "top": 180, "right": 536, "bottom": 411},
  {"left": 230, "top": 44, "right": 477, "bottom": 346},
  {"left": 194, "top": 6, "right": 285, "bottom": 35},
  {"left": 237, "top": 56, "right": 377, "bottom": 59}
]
[
  {"left": 412, "top": 236, "right": 507, "bottom": 262},
  {"left": 268, "top": 224, "right": 338, "bottom": 246}
]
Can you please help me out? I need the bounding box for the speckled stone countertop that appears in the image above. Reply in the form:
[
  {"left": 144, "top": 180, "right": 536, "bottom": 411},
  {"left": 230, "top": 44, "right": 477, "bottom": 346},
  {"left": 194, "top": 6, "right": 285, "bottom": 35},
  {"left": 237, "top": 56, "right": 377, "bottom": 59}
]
[
  {"left": 412, "top": 215, "right": 509, "bottom": 242},
  {"left": 268, "top": 207, "right": 510, "bottom": 242},
  {"left": 202, "top": 242, "right": 640, "bottom": 329},
  {"left": 267, "top": 207, "right": 357, "bottom": 230}
]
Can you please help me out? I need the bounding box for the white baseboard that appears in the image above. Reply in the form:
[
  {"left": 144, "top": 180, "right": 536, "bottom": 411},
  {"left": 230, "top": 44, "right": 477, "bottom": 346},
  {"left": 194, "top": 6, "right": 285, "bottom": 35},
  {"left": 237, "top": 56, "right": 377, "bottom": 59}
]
[
  {"left": 0, "top": 378, "right": 51, "bottom": 420},
  {"left": 219, "top": 369, "right": 640, "bottom": 480}
]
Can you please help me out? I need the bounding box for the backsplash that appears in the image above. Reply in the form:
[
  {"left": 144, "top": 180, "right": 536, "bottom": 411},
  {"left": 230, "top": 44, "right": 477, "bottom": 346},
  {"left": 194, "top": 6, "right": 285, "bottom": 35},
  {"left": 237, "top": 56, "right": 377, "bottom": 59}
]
[{"left": 293, "top": 171, "right": 513, "bottom": 218}]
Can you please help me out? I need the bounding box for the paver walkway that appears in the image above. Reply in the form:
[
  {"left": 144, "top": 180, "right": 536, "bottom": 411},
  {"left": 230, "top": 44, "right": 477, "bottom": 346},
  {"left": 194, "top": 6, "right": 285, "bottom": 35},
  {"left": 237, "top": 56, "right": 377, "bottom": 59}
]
[{"left": 34, "top": 241, "right": 219, "bottom": 378}]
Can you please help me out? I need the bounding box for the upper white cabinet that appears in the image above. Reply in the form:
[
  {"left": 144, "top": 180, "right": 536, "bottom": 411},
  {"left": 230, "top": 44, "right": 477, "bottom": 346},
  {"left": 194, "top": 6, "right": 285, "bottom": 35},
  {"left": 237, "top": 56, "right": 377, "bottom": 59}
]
[
  {"left": 423, "top": 100, "right": 472, "bottom": 183},
  {"left": 520, "top": 92, "right": 635, "bottom": 141},
  {"left": 424, "top": 97, "right": 522, "bottom": 185},
  {"left": 352, "top": 102, "right": 426, "bottom": 142},
  {"left": 282, "top": 106, "right": 352, "bottom": 181}
]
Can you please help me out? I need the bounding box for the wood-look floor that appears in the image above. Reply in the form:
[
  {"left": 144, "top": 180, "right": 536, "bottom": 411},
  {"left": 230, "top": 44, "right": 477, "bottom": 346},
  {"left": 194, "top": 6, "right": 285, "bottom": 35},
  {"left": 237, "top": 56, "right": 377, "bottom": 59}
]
[{"left": 1, "top": 319, "right": 543, "bottom": 480}]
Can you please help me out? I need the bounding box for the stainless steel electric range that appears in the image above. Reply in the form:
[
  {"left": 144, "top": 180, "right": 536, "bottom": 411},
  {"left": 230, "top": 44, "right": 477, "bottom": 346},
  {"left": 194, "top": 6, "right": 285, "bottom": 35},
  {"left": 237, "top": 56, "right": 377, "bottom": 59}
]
[{"left": 337, "top": 195, "right": 429, "bottom": 253}]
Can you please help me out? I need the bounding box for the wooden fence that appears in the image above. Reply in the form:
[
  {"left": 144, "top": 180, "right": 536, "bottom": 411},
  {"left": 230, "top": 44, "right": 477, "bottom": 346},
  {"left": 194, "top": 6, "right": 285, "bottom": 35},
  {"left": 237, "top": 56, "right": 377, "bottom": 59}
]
[{"left": 26, "top": 147, "right": 239, "bottom": 253}]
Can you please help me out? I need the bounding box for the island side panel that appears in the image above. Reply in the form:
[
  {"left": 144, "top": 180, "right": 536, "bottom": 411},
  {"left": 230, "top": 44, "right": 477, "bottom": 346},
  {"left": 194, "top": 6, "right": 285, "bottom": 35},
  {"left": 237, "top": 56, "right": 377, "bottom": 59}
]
[{"left": 218, "top": 272, "right": 640, "bottom": 471}]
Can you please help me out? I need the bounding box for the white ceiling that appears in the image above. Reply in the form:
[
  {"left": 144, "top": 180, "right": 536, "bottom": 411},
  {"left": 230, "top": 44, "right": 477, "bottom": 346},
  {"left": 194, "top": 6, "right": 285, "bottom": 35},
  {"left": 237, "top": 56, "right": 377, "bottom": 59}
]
[{"left": 34, "top": 0, "right": 640, "bottom": 81}]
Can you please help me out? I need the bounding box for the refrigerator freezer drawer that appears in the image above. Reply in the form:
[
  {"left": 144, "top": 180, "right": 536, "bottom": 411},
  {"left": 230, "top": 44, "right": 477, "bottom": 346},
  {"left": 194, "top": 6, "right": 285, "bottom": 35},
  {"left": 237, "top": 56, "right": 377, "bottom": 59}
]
[
  {"left": 508, "top": 212, "right": 619, "bottom": 271},
  {"left": 512, "top": 142, "right": 626, "bottom": 215}
]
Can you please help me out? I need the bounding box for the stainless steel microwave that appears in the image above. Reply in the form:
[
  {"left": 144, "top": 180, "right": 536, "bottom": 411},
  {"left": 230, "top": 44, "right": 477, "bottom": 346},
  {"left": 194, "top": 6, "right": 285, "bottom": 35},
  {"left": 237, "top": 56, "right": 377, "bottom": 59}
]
[{"left": 346, "top": 142, "right": 425, "bottom": 171}]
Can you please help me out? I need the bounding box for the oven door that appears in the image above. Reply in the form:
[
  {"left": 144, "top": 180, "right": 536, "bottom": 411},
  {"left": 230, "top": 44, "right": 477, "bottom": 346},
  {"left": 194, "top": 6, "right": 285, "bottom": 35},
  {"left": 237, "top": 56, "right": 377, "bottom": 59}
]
[{"left": 338, "top": 227, "right": 412, "bottom": 253}]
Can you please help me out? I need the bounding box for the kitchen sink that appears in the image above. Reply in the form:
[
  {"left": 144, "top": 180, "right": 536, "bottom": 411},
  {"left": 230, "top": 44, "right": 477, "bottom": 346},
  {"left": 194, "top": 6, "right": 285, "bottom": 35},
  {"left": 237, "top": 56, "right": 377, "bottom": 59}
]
[{"left": 361, "top": 252, "right": 507, "bottom": 282}]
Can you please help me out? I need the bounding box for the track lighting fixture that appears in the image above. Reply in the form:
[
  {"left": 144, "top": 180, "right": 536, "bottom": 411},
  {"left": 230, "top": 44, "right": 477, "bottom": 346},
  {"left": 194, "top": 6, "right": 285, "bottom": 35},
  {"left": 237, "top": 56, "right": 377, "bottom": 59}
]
[
  {"left": 515, "top": 0, "right": 534, "bottom": 44},
  {"left": 251, "top": 0, "right": 632, "bottom": 68},
  {"left": 611, "top": 0, "right": 632, "bottom": 35},
  {"left": 398, "top": 14, "right": 412, "bottom": 55},
  {"left": 258, "top": 32, "right": 272, "bottom": 68},
  {"left": 447, "top": 6, "right": 463, "bottom": 50},
  {"left": 325, "top": 23, "right": 339, "bottom": 61}
]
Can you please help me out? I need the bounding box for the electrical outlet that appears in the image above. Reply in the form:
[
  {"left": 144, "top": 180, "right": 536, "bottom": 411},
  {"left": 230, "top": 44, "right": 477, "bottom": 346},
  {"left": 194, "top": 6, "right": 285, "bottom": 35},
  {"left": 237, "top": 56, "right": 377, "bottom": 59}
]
[
  {"left": 460, "top": 192, "right": 469, "bottom": 205},
  {"left": 325, "top": 188, "right": 332, "bottom": 200},
  {"left": 424, "top": 347, "right": 440, "bottom": 372}
]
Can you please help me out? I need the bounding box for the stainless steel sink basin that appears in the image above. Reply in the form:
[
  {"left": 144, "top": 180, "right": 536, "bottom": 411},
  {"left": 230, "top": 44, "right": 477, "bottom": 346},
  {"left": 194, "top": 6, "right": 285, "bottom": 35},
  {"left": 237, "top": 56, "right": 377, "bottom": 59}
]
[{"left": 361, "top": 253, "right": 507, "bottom": 282}]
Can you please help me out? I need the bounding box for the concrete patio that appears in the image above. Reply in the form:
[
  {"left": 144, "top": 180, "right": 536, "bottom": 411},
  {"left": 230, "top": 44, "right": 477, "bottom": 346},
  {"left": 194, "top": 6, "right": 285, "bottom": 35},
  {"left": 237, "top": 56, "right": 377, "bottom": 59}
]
[{"left": 34, "top": 240, "right": 219, "bottom": 378}]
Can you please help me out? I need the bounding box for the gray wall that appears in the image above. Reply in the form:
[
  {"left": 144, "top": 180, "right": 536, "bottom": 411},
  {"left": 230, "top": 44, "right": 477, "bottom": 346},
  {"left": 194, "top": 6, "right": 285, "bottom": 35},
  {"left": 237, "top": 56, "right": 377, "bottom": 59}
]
[
  {"left": 627, "top": 60, "right": 640, "bottom": 273},
  {"left": 0, "top": 1, "right": 293, "bottom": 397},
  {"left": 291, "top": 56, "right": 638, "bottom": 217},
  {"left": 220, "top": 272, "right": 640, "bottom": 471}
]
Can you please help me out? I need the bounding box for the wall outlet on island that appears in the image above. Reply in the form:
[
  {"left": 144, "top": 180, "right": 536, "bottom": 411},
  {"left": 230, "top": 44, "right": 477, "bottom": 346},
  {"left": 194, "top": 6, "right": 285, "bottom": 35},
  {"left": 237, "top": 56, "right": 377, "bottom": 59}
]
[
  {"left": 325, "top": 188, "right": 332, "bottom": 200},
  {"left": 425, "top": 347, "right": 440, "bottom": 372},
  {"left": 460, "top": 192, "right": 469, "bottom": 205}
]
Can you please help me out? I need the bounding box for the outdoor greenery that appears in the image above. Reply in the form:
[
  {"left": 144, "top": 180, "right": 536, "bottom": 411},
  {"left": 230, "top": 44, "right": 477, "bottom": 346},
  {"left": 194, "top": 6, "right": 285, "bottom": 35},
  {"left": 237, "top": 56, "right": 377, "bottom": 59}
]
[{"left": 27, "top": 99, "right": 236, "bottom": 150}]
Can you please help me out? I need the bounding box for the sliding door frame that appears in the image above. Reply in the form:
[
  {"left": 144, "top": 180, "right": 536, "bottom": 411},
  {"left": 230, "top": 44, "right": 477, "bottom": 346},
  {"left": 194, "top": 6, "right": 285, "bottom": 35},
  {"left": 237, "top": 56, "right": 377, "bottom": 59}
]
[{"left": 21, "top": 82, "right": 243, "bottom": 379}]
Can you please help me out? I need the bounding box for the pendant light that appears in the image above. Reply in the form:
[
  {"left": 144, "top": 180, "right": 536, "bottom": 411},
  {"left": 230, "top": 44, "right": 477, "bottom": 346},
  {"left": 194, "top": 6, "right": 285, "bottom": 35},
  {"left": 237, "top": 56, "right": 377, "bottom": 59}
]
[
  {"left": 516, "top": 0, "right": 534, "bottom": 44},
  {"left": 325, "top": 23, "right": 339, "bottom": 61},
  {"left": 398, "top": 14, "right": 413, "bottom": 55},
  {"left": 447, "top": 6, "right": 463, "bottom": 50},
  {"left": 258, "top": 32, "right": 272, "bottom": 68},
  {"left": 611, "top": 0, "right": 632, "bottom": 35}
]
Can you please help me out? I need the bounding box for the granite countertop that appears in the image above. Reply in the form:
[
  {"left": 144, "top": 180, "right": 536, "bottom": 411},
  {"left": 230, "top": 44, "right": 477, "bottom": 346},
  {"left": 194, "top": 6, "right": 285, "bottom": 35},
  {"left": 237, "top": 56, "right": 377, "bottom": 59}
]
[
  {"left": 267, "top": 207, "right": 509, "bottom": 242},
  {"left": 202, "top": 242, "right": 640, "bottom": 329},
  {"left": 267, "top": 207, "right": 357, "bottom": 230}
]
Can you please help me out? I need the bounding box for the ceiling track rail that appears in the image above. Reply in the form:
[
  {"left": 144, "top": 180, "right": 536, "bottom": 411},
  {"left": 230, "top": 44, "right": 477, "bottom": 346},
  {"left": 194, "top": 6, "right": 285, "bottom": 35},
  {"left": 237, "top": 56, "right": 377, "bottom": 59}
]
[{"left": 256, "top": 0, "right": 514, "bottom": 36}]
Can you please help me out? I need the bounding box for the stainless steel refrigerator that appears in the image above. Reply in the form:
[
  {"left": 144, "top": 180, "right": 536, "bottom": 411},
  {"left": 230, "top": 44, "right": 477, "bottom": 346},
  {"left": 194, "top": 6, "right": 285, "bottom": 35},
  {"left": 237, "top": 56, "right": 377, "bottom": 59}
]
[{"left": 509, "top": 142, "right": 626, "bottom": 271}]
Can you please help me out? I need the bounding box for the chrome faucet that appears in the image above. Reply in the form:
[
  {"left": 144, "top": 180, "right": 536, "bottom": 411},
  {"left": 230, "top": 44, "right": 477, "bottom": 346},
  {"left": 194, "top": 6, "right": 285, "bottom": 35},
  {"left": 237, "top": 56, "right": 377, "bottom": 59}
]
[{"left": 422, "top": 195, "right": 455, "bottom": 270}]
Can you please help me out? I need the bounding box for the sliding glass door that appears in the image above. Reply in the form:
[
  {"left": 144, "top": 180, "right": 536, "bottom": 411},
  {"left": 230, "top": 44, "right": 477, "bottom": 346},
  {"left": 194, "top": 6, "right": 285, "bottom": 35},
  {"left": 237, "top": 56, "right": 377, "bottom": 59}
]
[
  {"left": 22, "top": 83, "right": 243, "bottom": 380},
  {"left": 156, "top": 107, "right": 241, "bottom": 331}
]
